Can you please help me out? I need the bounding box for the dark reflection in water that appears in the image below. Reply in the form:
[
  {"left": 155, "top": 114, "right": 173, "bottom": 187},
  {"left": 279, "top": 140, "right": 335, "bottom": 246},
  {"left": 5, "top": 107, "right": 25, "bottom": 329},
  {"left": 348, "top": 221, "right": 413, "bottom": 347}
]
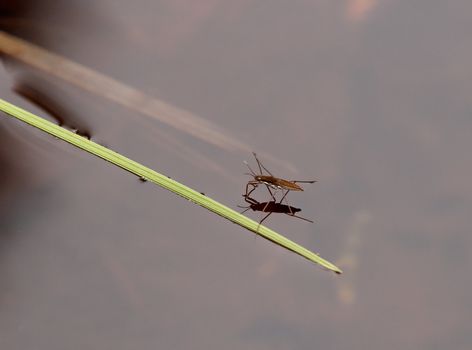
[{"left": 13, "top": 79, "right": 93, "bottom": 139}]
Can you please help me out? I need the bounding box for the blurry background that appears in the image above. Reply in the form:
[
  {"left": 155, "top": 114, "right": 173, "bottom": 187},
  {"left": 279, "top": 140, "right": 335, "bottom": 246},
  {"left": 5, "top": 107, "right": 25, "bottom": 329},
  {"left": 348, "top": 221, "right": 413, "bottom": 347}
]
[{"left": 1, "top": 1, "right": 472, "bottom": 349}]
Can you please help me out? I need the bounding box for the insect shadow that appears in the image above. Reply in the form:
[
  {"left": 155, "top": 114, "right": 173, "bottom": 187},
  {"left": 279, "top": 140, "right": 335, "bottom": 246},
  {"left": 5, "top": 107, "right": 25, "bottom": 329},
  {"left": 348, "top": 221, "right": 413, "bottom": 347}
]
[
  {"left": 244, "top": 152, "right": 316, "bottom": 204},
  {"left": 238, "top": 194, "right": 314, "bottom": 228}
]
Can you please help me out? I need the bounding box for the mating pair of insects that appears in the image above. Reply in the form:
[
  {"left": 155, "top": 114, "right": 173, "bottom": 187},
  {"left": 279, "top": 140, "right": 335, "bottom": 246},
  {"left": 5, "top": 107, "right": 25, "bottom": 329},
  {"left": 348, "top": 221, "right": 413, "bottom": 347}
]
[{"left": 239, "top": 153, "right": 316, "bottom": 226}]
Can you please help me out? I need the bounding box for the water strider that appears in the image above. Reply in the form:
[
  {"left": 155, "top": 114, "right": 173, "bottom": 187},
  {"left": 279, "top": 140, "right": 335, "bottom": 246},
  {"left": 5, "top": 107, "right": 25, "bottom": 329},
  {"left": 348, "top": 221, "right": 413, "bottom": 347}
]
[{"left": 244, "top": 152, "right": 316, "bottom": 202}]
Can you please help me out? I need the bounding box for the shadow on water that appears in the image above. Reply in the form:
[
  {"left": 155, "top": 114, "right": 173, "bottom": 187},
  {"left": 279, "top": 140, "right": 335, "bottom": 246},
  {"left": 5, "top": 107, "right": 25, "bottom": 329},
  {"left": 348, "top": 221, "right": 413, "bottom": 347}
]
[{"left": 13, "top": 79, "right": 93, "bottom": 139}]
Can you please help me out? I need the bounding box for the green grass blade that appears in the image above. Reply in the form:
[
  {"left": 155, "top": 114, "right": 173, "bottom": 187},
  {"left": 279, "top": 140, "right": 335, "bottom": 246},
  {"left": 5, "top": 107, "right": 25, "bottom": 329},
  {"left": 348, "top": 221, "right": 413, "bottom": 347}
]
[{"left": 0, "top": 98, "right": 342, "bottom": 274}]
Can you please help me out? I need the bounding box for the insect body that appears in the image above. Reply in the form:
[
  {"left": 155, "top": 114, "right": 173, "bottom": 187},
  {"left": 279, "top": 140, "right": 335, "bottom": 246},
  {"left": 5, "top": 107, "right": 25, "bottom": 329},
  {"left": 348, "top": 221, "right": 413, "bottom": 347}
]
[
  {"left": 244, "top": 152, "right": 316, "bottom": 201},
  {"left": 251, "top": 175, "right": 304, "bottom": 191},
  {"left": 239, "top": 194, "right": 314, "bottom": 226}
]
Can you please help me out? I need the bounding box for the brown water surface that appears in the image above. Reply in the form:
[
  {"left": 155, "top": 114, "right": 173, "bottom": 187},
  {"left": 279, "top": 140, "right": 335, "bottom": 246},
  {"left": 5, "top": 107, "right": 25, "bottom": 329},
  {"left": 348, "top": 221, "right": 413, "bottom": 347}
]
[{"left": 1, "top": 1, "right": 472, "bottom": 349}]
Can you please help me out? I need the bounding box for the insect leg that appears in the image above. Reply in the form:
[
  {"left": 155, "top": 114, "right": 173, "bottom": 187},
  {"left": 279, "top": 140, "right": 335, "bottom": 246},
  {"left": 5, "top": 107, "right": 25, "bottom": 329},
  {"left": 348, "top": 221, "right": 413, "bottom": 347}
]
[
  {"left": 237, "top": 205, "right": 251, "bottom": 214},
  {"left": 278, "top": 189, "right": 295, "bottom": 215},
  {"left": 257, "top": 212, "right": 273, "bottom": 230},
  {"left": 261, "top": 200, "right": 272, "bottom": 213},
  {"left": 245, "top": 181, "right": 258, "bottom": 197},
  {"left": 263, "top": 184, "right": 277, "bottom": 201},
  {"left": 286, "top": 213, "right": 314, "bottom": 223}
]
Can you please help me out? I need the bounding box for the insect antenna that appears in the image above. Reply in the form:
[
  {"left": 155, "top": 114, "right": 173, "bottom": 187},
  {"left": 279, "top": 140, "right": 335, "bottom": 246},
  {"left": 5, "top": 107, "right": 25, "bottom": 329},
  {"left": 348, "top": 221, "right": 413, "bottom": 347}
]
[
  {"left": 243, "top": 160, "right": 256, "bottom": 176},
  {"left": 252, "top": 152, "right": 273, "bottom": 176}
]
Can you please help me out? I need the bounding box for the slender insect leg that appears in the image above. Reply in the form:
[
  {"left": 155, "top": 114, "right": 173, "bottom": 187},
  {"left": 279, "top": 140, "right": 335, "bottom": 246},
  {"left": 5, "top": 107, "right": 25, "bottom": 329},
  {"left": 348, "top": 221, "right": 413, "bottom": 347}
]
[
  {"left": 279, "top": 189, "right": 289, "bottom": 203},
  {"left": 252, "top": 200, "right": 272, "bottom": 235},
  {"left": 237, "top": 206, "right": 251, "bottom": 214},
  {"left": 278, "top": 189, "right": 295, "bottom": 215},
  {"left": 257, "top": 212, "right": 273, "bottom": 231},
  {"left": 279, "top": 190, "right": 314, "bottom": 223},
  {"left": 254, "top": 211, "right": 271, "bottom": 237},
  {"left": 263, "top": 184, "right": 277, "bottom": 201},
  {"left": 261, "top": 200, "right": 272, "bottom": 214},
  {"left": 245, "top": 182, "right": 251, "bottom": 197},
  {"left": 286, "top": 213, "right": 314, "bottom": 223},
  {"left": 245, "top": 181, "right": 258, "bottom": 197}
]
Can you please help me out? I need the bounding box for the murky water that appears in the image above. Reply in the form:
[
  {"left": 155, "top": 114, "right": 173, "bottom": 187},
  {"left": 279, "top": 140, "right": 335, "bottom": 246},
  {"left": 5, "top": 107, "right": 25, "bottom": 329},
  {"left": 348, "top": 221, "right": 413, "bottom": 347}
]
[{"left": 1, "top": 1, "right": 472, "bottom": 349}]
